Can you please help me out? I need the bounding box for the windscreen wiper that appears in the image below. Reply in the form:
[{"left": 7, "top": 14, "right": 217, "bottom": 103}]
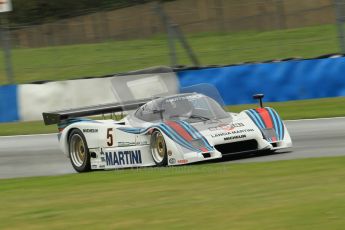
[{"left": 189, "top": 114, "right": 210, "bottom": 121}]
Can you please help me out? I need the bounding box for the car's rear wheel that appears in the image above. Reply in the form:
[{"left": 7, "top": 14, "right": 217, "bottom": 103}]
[
  {"left": 150, "top": 130, "right": 167, "bottom": 166},
  {"left": 68, "top": 129, "right": 91, "bottom": 172}
]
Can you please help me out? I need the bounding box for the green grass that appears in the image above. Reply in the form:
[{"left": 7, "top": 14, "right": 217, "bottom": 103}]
[
  {"left": 0, "top": 120, "right": 57, "bottom": 136},
  {"left": 1, "top": 96, "right": 345, "bottom": 136},
  {"left": 0, "top": 157, "right": 344, "bottom": 229},
  {"left": 227, "top": 96, "right": 345, "bottom": 120},
  {"left": 0, "top": 24, "right": 339, "bottom": 84}
]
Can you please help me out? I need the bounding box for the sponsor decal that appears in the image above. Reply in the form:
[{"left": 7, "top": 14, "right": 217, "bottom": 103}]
[
  {"left": 118, "top": 141, "right": 148, "bottom": 147},
  {"left": 169, "top": 158, "right": 176, "bottom": 164},
  {"left": 105, "top": 150, "right": 142, "bottom": 166},
  {"left": 209, "top": 123, "right": 244, "bottom": 132},
  {"left": 118, "top": 141, "right": 136, "bottom": 147},
  {"left": 177, "top": 159, "right": 188, "bottom": 164},
  {"left": 83, "top": 128, "right": 98, "bottom": 133},
  {"left": 138, "top": 141, "right": 149, "bottom": 145},
  {"left": 224, "top": 134, "right": 246, "bottom": 141},
  {"left": 167, "top": 150, "right": 173, "bottom": 156},
  {"left": 211, "top": 129, "right": 254, "bottom": 138},
  {"left": 166, "top": 94, "right": 202, "bottom": 103}
]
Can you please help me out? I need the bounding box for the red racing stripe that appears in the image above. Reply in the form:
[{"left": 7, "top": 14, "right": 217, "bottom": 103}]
[
  {"left": 256, "top": 108, "right": 277, "bottom": 142},
  {"left": 200, "top": 147, "right": 208, "bottom": 152},
  {"left": 165, "top": 121, "right": 209, "bottom": 153},
  {"left": 256, "top": 108, "right": 273, "bottom": 128},
  {"left": 165, "top": 120, "right": 193, "bottom": 141}
]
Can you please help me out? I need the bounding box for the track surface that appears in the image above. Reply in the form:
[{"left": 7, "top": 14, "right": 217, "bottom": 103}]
[{"left": 1, "top": 118, "right": 345, "bottom": 179}]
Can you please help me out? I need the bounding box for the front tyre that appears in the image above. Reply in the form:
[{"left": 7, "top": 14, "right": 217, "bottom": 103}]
[
  {"left": 68, "top": 129, "right": 91, "bottom": 172},
  {"left": 150, "top": 130, "right": 168, "bottom": 166}
]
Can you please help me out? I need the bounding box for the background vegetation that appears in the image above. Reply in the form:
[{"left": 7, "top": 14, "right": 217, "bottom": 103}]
[
  {"left": 0, "top": 25, "right": 337, "bottom": 84},
  {"left": 9, "top": 0, "right": 174, "bottom": 25}
]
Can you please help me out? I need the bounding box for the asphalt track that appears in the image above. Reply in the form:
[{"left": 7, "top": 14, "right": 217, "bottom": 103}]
[{"left": 0, "top": 117, "right": 345, "bottom": 179}]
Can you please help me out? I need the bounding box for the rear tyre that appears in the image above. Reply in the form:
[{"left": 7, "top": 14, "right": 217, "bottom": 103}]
[
  {"left": 68, "top": 129, "right": 91, "bottom": 172},
  {"left": 150, "top": 130, "right": 168, "bottom": 166}
]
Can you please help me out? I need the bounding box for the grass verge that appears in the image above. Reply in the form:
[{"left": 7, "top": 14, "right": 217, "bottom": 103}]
[
  {"left": 0, "top": 24, "right": 339, "bottom": 84},
  {"left": 0, "top": 157, "right": 344, "bottom": 229},
  {"left": 0, "top": 96, "right": 344, "bottom": 136}
]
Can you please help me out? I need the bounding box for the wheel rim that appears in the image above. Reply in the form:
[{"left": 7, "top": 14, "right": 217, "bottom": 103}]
[
  {"left": 70, "top": 134, "right": 86, "bottom": 167},
  {"left": 151, "top": 131, "right": 166, "bottom": 163}
]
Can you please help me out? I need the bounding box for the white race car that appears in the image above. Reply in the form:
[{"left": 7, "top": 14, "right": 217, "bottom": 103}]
[{"left": 43, "top": 92, "right": 292, "bottom": 172}]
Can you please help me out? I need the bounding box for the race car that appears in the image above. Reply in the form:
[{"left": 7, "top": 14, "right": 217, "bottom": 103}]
[{"left": 43, "top": 92, "right": 292, "bottom": 172}]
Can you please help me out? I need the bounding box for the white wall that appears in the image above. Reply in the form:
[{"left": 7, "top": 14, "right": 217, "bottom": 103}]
[{"left": 18, "top": 72, "right": 178, "bottom": 121}]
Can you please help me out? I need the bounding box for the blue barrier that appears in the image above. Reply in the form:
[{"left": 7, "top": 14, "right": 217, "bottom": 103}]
[
  {"left": 0, "top": 85, "right": 19, "bottom": 122},
  {"left": 177, "top": 57, "right": 345, "bottom": 105},
  {"left": 1, "top": 57, "right": 345, "bottom": 123}
]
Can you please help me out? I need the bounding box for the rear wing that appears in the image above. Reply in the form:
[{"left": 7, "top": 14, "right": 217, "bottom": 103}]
[{"left": 42, "top": 98, "right": 150, "bottom": 125}]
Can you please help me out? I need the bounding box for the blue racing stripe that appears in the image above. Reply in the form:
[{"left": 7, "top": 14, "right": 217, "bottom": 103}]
[
  {"left": 118, "top": 122, "right": 211, "bottom": 153},
  {"left": 247, "top": 110, "right": 272, "bottom": 142},
  {"left": 180, "top": 120, "right": 214, "bottom": 151},
  {"left": 251, "top": 109, "right": 267, "bottom": 129},
  {"left": 271, "top": 109, "right": 284, "bottom": 139},
  {"left": 176, "top": 121, "right": 213, "bottom": 151},
  {"left": 267, "top": 108, "right": 280, "bottom": 140},
  {"left": 246, "top": 110, "right": 264, "bottom": 129},
  {"left": 160, "top": 124, "right": 201, "bottom": 152}
]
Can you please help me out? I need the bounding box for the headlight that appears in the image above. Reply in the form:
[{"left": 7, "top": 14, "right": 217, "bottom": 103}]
[
  {"left": 262, "top": 128, "right": 277, "bottom": 140},
  {"left": 191, "top": 139, "right": 205, "bottom": 149}
]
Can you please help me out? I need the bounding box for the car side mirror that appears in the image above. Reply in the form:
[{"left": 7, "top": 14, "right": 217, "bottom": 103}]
[{"left": 253, "top": 94, "right": 264, "bottom": 108}]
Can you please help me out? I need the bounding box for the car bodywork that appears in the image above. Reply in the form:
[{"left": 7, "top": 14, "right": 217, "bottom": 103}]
[{"left": 43, "top": 92, "right": 292, "bottom": 171}]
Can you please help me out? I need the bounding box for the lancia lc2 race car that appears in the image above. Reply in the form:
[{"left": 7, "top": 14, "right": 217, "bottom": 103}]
[{"left": 43, "top": 91, "right": 292, "bottom": 172}]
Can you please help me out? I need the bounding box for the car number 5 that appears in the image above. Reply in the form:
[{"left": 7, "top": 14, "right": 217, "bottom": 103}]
[{"left": 107, "top": 128, "right": 113, "bottom": 146}]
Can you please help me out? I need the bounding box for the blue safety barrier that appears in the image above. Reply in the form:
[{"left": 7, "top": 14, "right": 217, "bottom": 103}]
[
  {"left": 0, "top": 85, "right": 19, "bottom": 122},
  {"left": 1, "top": 56, "right": 345, "bottom": 123},
  {"left": 177, "top": 57, "right": 345, "bottom": 105}
]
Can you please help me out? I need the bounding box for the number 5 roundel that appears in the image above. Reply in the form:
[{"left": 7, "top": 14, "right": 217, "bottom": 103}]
[{"left": 107, "top": 128, "right": 114, "bottom": 146}]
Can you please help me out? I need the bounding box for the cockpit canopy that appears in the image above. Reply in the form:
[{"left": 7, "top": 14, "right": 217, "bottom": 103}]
[{"left": 134, "top": 93, "right": 230, "bottom": 123}]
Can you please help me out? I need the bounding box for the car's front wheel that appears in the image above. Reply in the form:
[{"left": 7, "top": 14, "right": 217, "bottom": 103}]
[
  {"left": 68, "top": 129, "right": 91, "bottom": 172},
  {"left": 150, "top": 130, "right": 168, "bottom": 166}
]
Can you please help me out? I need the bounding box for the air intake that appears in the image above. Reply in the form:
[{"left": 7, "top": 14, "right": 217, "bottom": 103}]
[{"left": 215, "top": 140, "right": 258, "bottom": 155}]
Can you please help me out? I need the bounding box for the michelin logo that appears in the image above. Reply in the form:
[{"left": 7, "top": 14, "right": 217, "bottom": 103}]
[
  {"left": 105, "top": 150, "right": 142, "bottom": 166},
  {"left": 83, "top": 129, "right": 98, "bottom": 133},
  {"left": 224, "top": 134, "right": 246, "bottom": 141}
]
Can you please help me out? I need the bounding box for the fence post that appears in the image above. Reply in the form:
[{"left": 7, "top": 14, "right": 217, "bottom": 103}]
[
  {"left": 334, "top": 0, "right": 345, "bottom": 54},
  {"left": 172, "top": 24, "right": 200, "bottom": 66},
  {"left": 153, "top": 2, "right": 177, "bottom": 66},
  {"left": 0, "top": 14, "right": 14, "bottom": 84},
  {"left": 154, "top": 2, "right": 200, "bottom": 67},
  {"left": 275, "top": 0, "right": 286, "bottom": 30}
]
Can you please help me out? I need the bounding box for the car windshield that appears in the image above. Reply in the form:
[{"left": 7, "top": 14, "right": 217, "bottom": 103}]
[{"left": 134, "top": 94, "right": 230, "bottom": 123}]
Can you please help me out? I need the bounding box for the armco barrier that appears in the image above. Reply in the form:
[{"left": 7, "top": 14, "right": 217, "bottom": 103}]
[
  {"left": 0, "top": 85, "right": 19, "bottom": 122},
  {"left": 177, "top": 56, "right": 345, "bottom": 105}
]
